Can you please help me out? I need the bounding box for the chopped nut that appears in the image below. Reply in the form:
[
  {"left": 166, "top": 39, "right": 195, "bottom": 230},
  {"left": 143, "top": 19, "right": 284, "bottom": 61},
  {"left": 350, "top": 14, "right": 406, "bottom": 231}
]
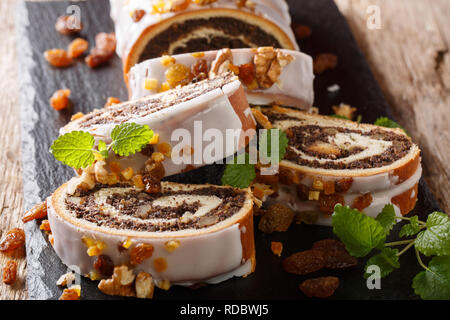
[
  {"left": 121, "top": 167, "right": 134, "bottom": 180},
  {"left": 22, "top": 201, "right": 47, "bottom": 223},
  {"left": 254, "top": 47, "right": 293, "bottom": 88},
  {"left": 55, "top": 15, "right": 83, "bottom": 35},
  {"left": 44, "top": 49, "right": 72, "bottom": 68},
  {"left": 154, "top": 257, "right": 168, "bottom": 272},
  {"left": 135, "top": 272, "right": 154, "bottom": 299},
  {"left": 164, "top": 240, "right": 180, "bottom": 252},
  {"left": 58, "top": 287, "right": 80, "bottom": 300},
  {"left": 155, "top": 279, "right": 171, "bottom": 291},
  {"left": 98, "top": 266, "right": 138, "bottom": 298},
  {"left": 56, "top": 272, "right": 76, "bottom": 287},
  {"left": 50, "top": 89, "right": 71, "bottom": 111},
  {"left": 81, "top": 236, "right": 106, "bottom": 257},
  {"left": 308, "top": 190, "right": 320, "bottom": 201},
  {"left": 2, "top": 260, "right": 18, "bottom": 285},
  {"left": 68, "top": 38, "right": 89, "bottom": 59},
  {"left": 115, "top": 265, "right": 135, "bottom": 286},
  {"left": 151, "top": 152, "right": 165, "bottom": 163},
  {"left": 332, "top": 104, "right": 357, "bottom": 120},
  {"left": 94, "top": 160, "right": 109, "bottom": 184},
  {"left": 130, "top": 243, "right": 154, "bottom": 265},
  {"left": 104, "top": 97, "right": 121, "bottom": 108},
  {"left": 197, "top": 216, "right": 219, "bottom": 228},
  {"left": 313, "top": 53, "right": 338, "bottom": 74},
  {"left": 312, "top": 179, "right": 324, "bottom": 191},
  {"left": 70, "top": 112, "right": 84, "bottom": 121},
  {"left": 143, "top": 78, "right": 159, "bottom": 91},
  {"left": 209, "top": 48, "right": 233, "bottom": 77},
  {"left": 161, "top": 55, "right": 176, "bottom": 66},
  {"left": 271, "top": 241, "right": 283, "bottom": 257},
  {"left": 251, "top": 107, "right": 272, "bottom": 129}
]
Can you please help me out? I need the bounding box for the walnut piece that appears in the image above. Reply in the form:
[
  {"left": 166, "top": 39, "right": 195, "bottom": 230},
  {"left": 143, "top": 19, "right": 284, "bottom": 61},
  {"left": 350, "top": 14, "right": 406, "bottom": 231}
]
[
  {"left": 98, "top": 265, "right": 135, "bottom": 297},
  {"left": 209, "top": 48, "right": 233, "bottom": 78},
  {"left": 254, "top": 47, "right": 293, "bottom": 88},
  {"left": 135, "top": 272, "right": 154, "bottom": 299},
  {"left": 56, "top": 272, "right": 76, "bottom": 287}
]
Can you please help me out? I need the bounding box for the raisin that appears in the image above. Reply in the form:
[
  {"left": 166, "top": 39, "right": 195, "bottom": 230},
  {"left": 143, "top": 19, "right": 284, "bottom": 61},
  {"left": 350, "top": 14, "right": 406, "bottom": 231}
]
[
  {"left": 191, "top": 59, "right": 208, "bottom": 82},
  {"left": 22, "top": 201, "right": 47, "bottom": 223},
  {"left": 296, "top": 211, "right": 320, "bottom": 225},
  {"left": 293, "top": 24, "right": 312, "bottom": 40},
  {"left": 299, "top": 276, "right": 339, "bottom": 298},
  {"left": 313, "top": 53, "right": 338, "bottom": 74},
  {"left": 165, "top": 63, "right": 192, "bottom": 87},
  {"left": 312, "top": 239, "right": 358, "bottom": 269},
  {"left": 0, "top": 228, "right": 25, "bottom": 255},
  {"left": 335, "top": 178, "right": 353, "bottom": 193},
  {"left": 282, "top": 250, "right": 325, "bottom": 275},
  {"left": 238, "top": 63, "right": 256, "bottom": 85},
  {"left": 258, "top": 203, "right": 294, "bottom": 233},
  {"left": 55, "top": 15, "right": 83, "bottom": 35},
  {"left": 154, "top": 257, "right": 168, "bottom": 272},
  {"left": 131, "top": 9, "right": 146, "bottom": 22},
  {"left": 130, "top": 243, "right": 154, "bottom": 265},
  {"left": 271, "top": 241, "right": 283, "bottom": 257},
  {"left": 58, "top": 288, "right": 80, "bottom": 300},
  {"left": 318, "top": 193, "right": 345, "bottom": 214},
  {"left": 85, "top": 33, "right": 116, "bottom": 68},
  {"left": 68, "top": 38, "right": 89, "bottom": 59},
  {"left": 142, "top": 174, "right": 162, "bottom": 194},
  {"left": 93, "top": 255, "right": 114, "bottom": 277},
  {"left": 50, "top": 89, "right": 71, "bottom": 111},
  {"left": 2, "top": 260, "right": 18, "bottom": 285},
  {"left": 352, "top": 193, "right": 373, "bottom": 211},
  {"left": 44, "top": 49, "right": 72, "bottom": 68}
]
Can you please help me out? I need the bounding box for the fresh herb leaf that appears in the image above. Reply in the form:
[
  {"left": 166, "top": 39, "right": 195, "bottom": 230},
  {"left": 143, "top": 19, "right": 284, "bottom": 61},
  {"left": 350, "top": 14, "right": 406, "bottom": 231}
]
[
  {"left": 355, "top": 114, "right": 362, "bottom": 123},
  {"left": 110, "top": 123, "right": 154, "bottom": 157},
  {"left": 98, "top": 140, "right": 109, "bottom": 159},
  {"left": 221, "top": 152, "right": 256, "bottom": 188},
  {"left": 412, "top": 255, "right": 450, "bottom": 300},
  {"left": 376, "top": 204, "right": 397, "bottom": 236},
  {"left": 332, "top": 204, "right": 386, "bottom": 257},
  {"left": 329, "top": 114, "right": 349, "bottom": 120},
  {"left": 399, "top": 216, "right": 421, "bottom": 238},
  {"left": 258, "top": 128, "right": 288, "bottom": 162},
  {"left": 364, "top": 248, "right": 400, "bottom": 279},
  {"left": 415, "top": 212, "right": 450, "bottom": 256},
  {"left": 50, "top": 131, "right": 95, "bottom": 169},
  {"left": 374, "top": 117, "right": 407, "bottom": 134}
]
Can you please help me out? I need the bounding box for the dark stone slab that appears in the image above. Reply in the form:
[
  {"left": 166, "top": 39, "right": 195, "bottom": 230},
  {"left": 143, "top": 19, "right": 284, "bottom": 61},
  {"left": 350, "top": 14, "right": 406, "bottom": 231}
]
[{"left": 16, "top": 0, "right": 441, "bottom": 300}]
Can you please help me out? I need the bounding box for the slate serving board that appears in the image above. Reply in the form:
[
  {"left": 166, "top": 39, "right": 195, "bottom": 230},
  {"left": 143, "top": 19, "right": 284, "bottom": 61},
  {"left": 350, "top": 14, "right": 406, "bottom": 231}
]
[{"left": 16, "top": 0, "right": 441, "bottom": 300}]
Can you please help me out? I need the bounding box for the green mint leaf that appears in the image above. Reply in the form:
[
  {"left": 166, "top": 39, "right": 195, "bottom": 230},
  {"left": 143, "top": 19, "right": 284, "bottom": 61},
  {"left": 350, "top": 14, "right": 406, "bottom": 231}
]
[
  {"left": 355, "top": 114, "right": 362, "bottom": 123},
  {"left": 364, "top": 248, "right": 400, "bottom": 279},
  {"left": 412, "top": 255, "right": 450, "bottom": 300},
  {"left": 221, "top": 153, "right": 256, "bottom": 188},
  {"left": 332, "top": 204, "right": 386, "bottom": 257},
  {"left": 50, "top": 131, "right": 95, "bottom": 169},
  {"left": 258, "top": 128, "right": 288, "bottom": 162},
  {"left": 399, "top": 216, "right": 421, "bottom": 238},
  {"left": 110, "top": 123, "right": 154, "bottom": 157},
  {"left": 375, "top": 204, "right": 397, "bottom": 236},
  {"left": 98, "top": 140, "right": 109, "bottom": 158},
  {"left": 415, "top": 212, "right": 450, "bottom": 256},
  {"left": 374, "top": 117, "right": 407, "bottom": 134}
]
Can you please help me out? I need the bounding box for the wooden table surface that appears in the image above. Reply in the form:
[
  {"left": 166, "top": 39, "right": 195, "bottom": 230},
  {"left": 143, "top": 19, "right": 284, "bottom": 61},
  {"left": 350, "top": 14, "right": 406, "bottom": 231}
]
[{"left": 0, "top": 0, "right": 448, "bottom": 300}]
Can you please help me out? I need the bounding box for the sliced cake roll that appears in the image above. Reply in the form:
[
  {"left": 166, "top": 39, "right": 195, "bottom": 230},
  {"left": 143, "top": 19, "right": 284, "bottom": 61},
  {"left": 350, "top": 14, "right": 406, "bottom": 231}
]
[
  {"left": 62, "top": 73, "right": 256, "bottom": 179},
  {"left": 110, "top": 0, "right": 299, "bottom": 75},
  {"left": 257, "top": 107, "right": 421, "bottom": 225},
  {"left": 128, "top": 47, "right": 314, "bottom": 110},
  {"left": 47, "top": 181, "right": 255, "bottom": 286}
]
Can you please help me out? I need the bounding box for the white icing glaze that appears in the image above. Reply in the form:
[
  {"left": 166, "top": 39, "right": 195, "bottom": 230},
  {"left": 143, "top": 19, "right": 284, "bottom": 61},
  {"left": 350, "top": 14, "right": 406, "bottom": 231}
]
[
  {"left": 47, "top": 184, "right": 254, "bottom": 284},
  {"left": 110, "top": 0, "right": 299, "bottom": 62},
  {"left": 62, "top": 79, "right": 256, "bottom": 177},
  {"left": 275, "top": 164, "right": 422, "bottom": 226},
  {"left": 128, "top": 48, "right": 314, "bottom": 109}
]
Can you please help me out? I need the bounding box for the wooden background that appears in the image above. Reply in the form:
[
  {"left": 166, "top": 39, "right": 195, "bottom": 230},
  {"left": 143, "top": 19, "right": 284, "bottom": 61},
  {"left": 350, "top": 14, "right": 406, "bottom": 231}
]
[{"left": 0, "top": 0, "right": 448, "bottom": 300}]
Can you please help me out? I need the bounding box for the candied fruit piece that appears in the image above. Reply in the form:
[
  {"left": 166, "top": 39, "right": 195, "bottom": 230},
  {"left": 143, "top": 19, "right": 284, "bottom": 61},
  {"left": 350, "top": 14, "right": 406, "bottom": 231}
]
[
  {"left": 165, "top": 63, "right": 192, "bottom": 87},
  {"left": 22, "top": 201, "right": 47, "bottom": 223},
  {"left": 313, "top": 53, "right": 338, "bottom": 74},
  {"left": 318, "top": 193, "right": 345, "bottom": 214},
  {"left": 258, "top": 203, "right": 294, "bottom": 233},
  {"left": 335, "top": 178, "right": 353, "bottom": 193},
  {"left": 299, "top": 276, "right": 339, "bottom": 298},
  {"left": 55, "top": 15, "right": 83, "bottom": 35},
  {"left": 157, "top": 142, "right": 172, "bottom": 158},
  {"left": 58, "top": 288, "right": 80, "bottom": 300},
  {"left": 131, "top": 9, "right": 145, "bottom": 22},
  {"left": 39, "top": 219, "right": 51, "bottom": 232},
  {"left": 154, "top": 257, "right": 168, "bottom": 272},
  {"left": 68, "top": 38, "right": 89, "bottom": 59},
  {"left": 0, "top": 228, "right": 25, "bottom": 255},
  {"left": 121, "top": 167, "right": 134, "bottom": 180},
  {"left": 44, "top": 49, "right": 72, "bottom": 68},
  {"left": 238, "top": 63, "right": 256, "bottom": 86},
  {"left": 142, "top": 174, "right": 162, "bottom": 194},
  {"left": 191, "top": 59, "right": 208, "bottom": 82},
  {"left": 271, "top": 241, "right": 283, "bottom": 257},
  {"left": 143, "top": 78, "right": 158, "bottom": 91},
  {"left": 130, "top": 243, "right": 154, "bottom": 265},
  {"left": 2, "top": 260, "right": 18, "bottom": 285},
  {"left": 104, "top": 97, "right": 121, "bottom": 108},
  {"left": 161, "top": 55, "right": 176, "bottom": 67},
  {"left": 282, "top": 250, "right": 325, "bottom": 275},
  {"left": 50, "top": 89, "right": 71, "bottom": 111},
  {"left": 164, "top": 240, "right": 180, "bottom": 252},
  {"left": 352, "top": 192, "right": 373, "bottom": 211},
  {"left": 93, "top": 254, "right": 114, "bottom": 277}
]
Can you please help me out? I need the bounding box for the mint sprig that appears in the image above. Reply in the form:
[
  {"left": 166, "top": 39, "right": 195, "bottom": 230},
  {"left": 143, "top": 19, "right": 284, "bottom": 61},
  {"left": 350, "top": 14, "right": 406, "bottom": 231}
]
[
  {"left": 50, "top": 123, "right": 154, "bottom": 168},
  {"left": 221, "top": 128, "right": 288, "bottom": 189},
  {"left": 331, "top": 204, "right": 450, "bottom": 300},
  {"left": 374, "top": 117, "right": 407, "bottom": 134}
]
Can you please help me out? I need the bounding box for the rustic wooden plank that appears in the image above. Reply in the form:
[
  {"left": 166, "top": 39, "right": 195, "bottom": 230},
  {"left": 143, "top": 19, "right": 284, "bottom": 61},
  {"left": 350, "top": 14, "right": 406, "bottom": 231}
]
[
  {"left": 0, "top": 0, "right": 28, "bottom": 300},
  {"left": 335, "top": 0, "right": 450, "bottom": 213}
]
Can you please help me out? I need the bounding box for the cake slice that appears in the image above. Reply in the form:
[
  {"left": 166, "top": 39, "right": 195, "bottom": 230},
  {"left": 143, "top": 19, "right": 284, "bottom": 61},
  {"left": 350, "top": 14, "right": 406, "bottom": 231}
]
[
  {"left": 127, "top": 47, "right": 314, "bottom": 110},
  {"left": 47, "top": 181, "right": 255, "bottom": 287},
  {"left": 257, "top": 106, "right": 421, "bottom": 225},
  {"left": 110, "top": 0, "right": 299, "bottom": 75},
  {"left": 62, "top": 73, "right": 256, "bottom": 178}
]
